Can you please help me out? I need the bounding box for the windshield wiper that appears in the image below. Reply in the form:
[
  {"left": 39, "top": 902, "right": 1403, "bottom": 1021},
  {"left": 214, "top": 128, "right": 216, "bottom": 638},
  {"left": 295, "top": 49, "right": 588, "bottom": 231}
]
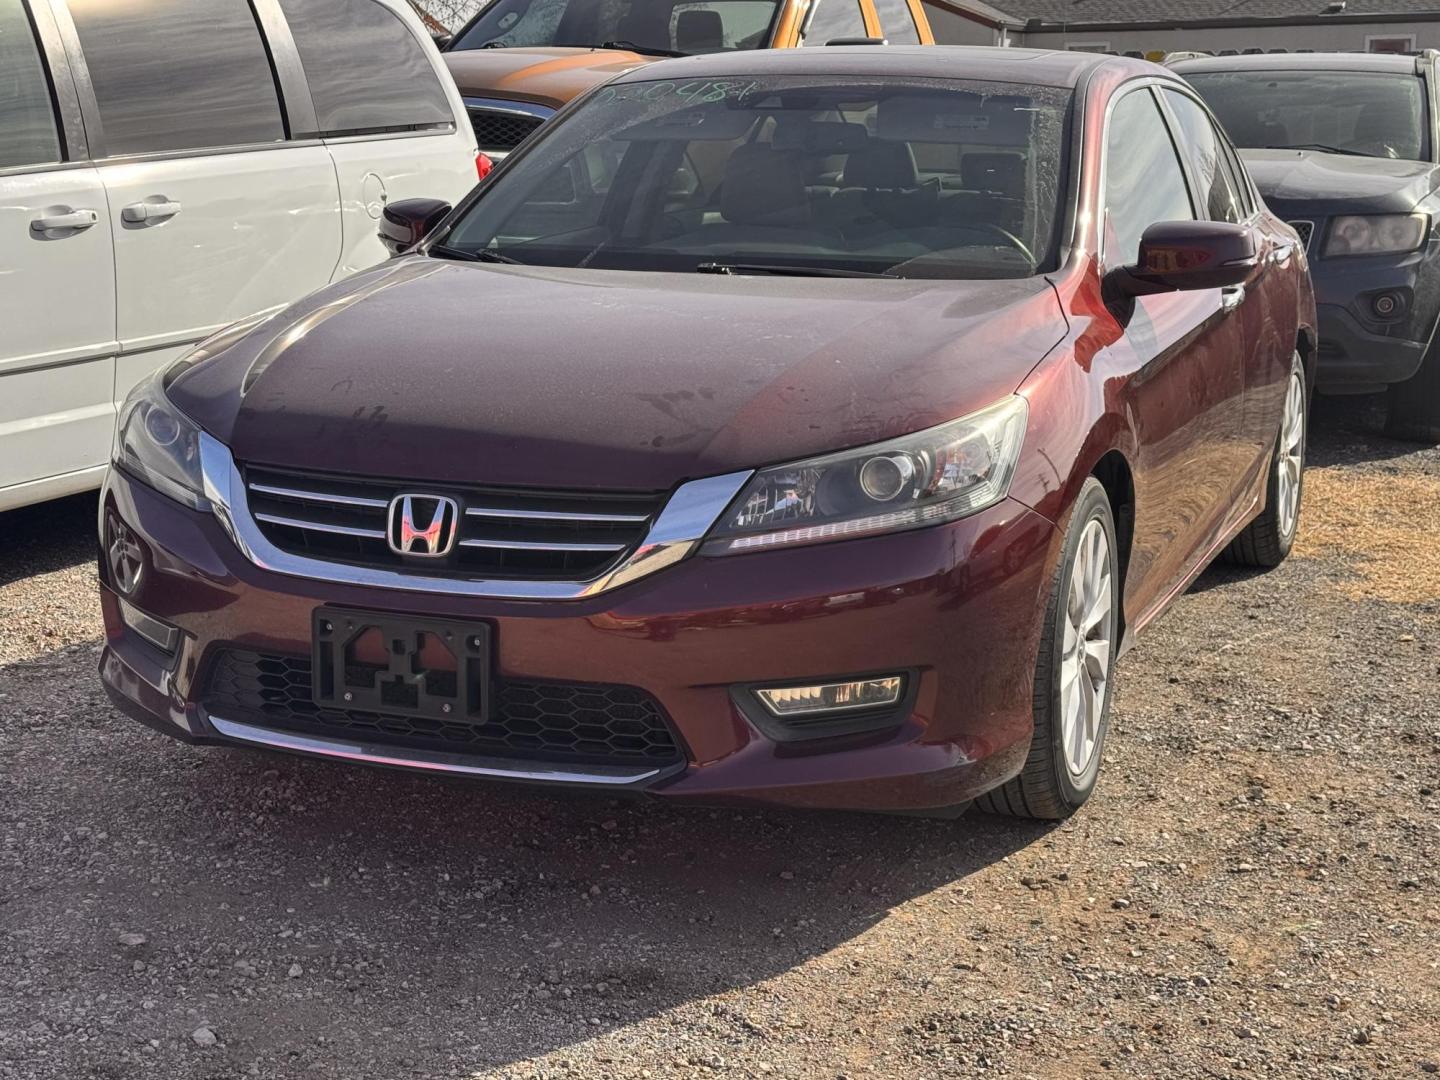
[
  {"left": 696, "top": 262, "right": 901, "bottom": 279},
  {"left": 429, "top": 245, "right": 522, "bottom": 265},
  {"left": 598, "top": 39, "right": 687, "bottom": 57},
  {"left": 1269, "top": 143, "right": 1375, "bottom": 157}
]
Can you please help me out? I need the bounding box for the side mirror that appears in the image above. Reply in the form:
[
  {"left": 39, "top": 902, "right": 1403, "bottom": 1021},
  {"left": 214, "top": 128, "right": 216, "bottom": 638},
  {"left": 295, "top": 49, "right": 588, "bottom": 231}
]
[
  {"left": 432, "top": 32, "right": 452, "bottom": 49},
  {"left": 379, "top": 198, "right": 452, "bottom": 256},
  {"left": 1111, "top": 220, "right": 1259, "bottom": 298}
]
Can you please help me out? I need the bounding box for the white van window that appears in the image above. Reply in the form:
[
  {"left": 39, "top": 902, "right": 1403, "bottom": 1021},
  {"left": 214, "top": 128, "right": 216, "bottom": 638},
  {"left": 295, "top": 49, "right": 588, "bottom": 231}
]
[
  {"left": 278, "top": 0, "right": 454, "bottom": 136},
  {"left": 0, "top": 0, "right": 62, "bottom": 168},
  {"left": 67, "top": 0, "right": 285, "bottom": 156}
]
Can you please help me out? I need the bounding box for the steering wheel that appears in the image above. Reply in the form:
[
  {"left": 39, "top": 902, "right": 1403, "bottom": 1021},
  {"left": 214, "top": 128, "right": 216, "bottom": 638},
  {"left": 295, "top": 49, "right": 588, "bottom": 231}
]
[{"left": 946, "top": 222, "right": 1036, "bottom": 265}]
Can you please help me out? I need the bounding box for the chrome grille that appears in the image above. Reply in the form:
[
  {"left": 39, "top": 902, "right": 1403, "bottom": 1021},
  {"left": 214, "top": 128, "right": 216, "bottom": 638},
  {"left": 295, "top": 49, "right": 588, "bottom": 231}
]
[
  {"left": 243, "top": 465, "right": 662, "bottom": 580},
  {"left": 467, "top": 107, "right": 544, "bottom": 153},
  {"left": 1289, "top": 220, "right": 1315, "bottom": 252}
]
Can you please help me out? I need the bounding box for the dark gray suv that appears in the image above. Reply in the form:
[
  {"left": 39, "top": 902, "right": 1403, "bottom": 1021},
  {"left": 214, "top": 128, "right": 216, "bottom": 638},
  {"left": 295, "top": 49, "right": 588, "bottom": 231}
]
[{"left": 1176, "top": 51, "right": 1440, "bottom": 442}]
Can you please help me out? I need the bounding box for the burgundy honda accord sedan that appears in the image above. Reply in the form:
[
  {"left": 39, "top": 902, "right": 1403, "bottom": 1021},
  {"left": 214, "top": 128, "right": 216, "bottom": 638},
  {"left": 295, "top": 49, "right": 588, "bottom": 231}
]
[{"left": 98, "top": 47, "right": 1316, "bottom": 819}]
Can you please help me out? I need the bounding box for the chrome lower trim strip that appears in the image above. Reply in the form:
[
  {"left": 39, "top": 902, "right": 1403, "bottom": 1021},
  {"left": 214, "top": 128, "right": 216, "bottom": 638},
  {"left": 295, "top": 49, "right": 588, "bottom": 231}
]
[
  {"left": 462, "top": 96, "right": 556, "bottom": 122},
  {"left": 253, "top": 512, "right": 386, "bottom": 540},
  {"left": 464, "top": 506, "right": 651, "bottom": 524},
  {"left": 199, "top": 433, "right": 752, "bottom": 600},
  {"left": 458, "top": 538, "right": 628, "bottom": 553},
  {"left": 208, "top": 715, "right": 664, "bottom": 786},
  {"left": 248, "top": 482, "right": 390, "bottom": 509}
]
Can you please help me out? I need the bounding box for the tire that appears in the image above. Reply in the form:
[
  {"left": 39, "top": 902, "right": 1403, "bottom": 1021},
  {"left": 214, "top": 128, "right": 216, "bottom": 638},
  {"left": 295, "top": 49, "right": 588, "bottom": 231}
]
[
  {"left": 1223, "top": 351, "right": 1307, "bottom": 569},
  {"left": 977, "top": 477, "right": 1119, "bottom": 821},
  {"left": 1384, "top": 340, "right": 1440, "bottom": 444}
]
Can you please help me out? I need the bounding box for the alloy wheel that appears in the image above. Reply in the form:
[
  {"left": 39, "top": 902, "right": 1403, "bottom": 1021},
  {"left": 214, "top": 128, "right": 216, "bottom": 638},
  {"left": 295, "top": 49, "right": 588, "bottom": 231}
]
[
  {"left": 1060, "top": 518, "right": 1114, "bottom": 779},
  {"left": 106, "top": 515, "right": 144, "bottom": 596},
  {"left": 1277, "top": 368, "right": 1306, "bottom": 541}
]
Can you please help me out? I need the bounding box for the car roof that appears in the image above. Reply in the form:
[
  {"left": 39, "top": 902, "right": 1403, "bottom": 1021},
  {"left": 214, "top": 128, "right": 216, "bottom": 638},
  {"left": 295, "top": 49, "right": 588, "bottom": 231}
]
[
  {"left": 608, "top": 45, "right": 1163, "bottom": 91},
  {"left": 1172, "top": 52, "right": 1424, "bottom": 76}
]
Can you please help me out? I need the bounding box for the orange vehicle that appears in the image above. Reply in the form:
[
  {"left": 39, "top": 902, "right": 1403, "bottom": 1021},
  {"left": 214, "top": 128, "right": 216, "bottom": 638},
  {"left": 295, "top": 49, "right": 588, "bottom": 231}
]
[{"left": 441, "top": 0, "right": 936, "bottom": 158}]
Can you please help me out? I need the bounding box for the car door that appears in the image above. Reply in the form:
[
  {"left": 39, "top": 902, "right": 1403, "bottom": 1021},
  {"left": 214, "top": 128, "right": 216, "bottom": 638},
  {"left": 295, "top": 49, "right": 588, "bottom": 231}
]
[
  {"left": 274, "top": 0, "right": 480, "bottom": 277},
  {"left": 56, "top": 0, "right": 342, "bottom": 406},
  {"left": 0, "top": 0, "right": 117, "bottom": 510},
  {"left": 795, "top": 0, "right": 877, "bottom": 46},
  {"left": 1097, "top": 85, "right": 1249, "bottom": 618},
  {"left": 1160, "top": 87, "right": 1284, "bottom": 491}
]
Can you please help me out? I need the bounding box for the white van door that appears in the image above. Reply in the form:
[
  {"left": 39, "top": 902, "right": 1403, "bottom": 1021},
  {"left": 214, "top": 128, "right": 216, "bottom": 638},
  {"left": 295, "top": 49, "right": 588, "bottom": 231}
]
[
  {"left": 0, "top": 0, "right": 117, "bottom": 510},
  {"left": 60, "top": 0, "right": 342, "bottom": 404},
  {"left": 276, "top": 0, "right": 479, "bottom": 276}
]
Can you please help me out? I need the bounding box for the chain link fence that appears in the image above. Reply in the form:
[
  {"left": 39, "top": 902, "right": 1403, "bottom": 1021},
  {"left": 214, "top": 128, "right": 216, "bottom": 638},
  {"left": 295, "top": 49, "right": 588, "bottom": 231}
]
[{"left": 410, "top": 0, "right": 486, "bottom": 31}]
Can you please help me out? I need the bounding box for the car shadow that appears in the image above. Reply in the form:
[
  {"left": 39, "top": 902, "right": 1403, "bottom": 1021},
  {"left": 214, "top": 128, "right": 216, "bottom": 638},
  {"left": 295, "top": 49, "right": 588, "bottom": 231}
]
[
  {"left": 1308, "top": 391, "right": 1437, "bottom": 467},
  {"left": 0, "top": 491, "right": 99, "bottom": 588},
  {"left": 0, "top": 640, "right": 1056, "bottom": 1076}
]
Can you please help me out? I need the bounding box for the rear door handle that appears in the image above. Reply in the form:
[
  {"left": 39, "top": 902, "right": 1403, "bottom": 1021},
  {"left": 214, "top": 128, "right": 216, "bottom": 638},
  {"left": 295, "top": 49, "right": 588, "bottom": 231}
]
[
  {"left": 121, "top": 199, "right": 182, "bottom": 224},
  {"left": 1221, "top": 285, "right": 1246, "bottom": 312},
  {"left": 31, "top": 209, "right": 99, "bottom": 234}
]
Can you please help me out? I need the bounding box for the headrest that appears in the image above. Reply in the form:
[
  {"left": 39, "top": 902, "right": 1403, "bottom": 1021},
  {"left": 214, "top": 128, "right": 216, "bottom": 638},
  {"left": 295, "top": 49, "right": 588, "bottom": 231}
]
[
  {"left": 721, "top": 145, "right": 811, "bottom": 227},
  {"left": 962, "top": 152, "right": 1025, "bottom": 196},
  {"left": 842, "top": 141, "right": 918, "bottom": 188},
  {"left": 675, "top": 9, "right": 724, "bottom": 52}
]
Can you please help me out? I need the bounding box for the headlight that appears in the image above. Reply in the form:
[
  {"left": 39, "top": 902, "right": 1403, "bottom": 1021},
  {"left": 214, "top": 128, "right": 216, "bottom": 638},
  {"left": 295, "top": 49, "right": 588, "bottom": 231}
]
[
  {"left": 1324, "top": 213, "right": 1429, "bottom": 257},
  {"left": 704, "top": 396, "right": 1028, "bottom": 555},
  {"left": 113, "top": 372, "right": 208, "bottom": 510}
]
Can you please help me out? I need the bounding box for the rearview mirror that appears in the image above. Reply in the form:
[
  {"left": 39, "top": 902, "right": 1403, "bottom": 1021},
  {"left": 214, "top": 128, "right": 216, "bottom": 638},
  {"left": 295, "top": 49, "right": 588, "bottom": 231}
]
[
  {"left": 1112, "top": 221, "right": 1258, "bottom": 297},
  {"left": 379, "top": 198, "right": 452, "bottom": 256}
]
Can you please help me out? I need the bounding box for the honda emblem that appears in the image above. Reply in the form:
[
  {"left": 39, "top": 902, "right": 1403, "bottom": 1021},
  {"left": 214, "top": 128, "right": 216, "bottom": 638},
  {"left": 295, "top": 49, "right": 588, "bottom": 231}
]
[{"left": 387, "top": 494, "right": 459, "bottom": 558}]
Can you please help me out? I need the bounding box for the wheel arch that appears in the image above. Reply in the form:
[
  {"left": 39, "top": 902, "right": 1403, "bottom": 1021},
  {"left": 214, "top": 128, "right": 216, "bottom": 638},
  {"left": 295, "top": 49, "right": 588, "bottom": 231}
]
[{"left": 1088, "top": 449, "right": 1135, "bottom": 641}]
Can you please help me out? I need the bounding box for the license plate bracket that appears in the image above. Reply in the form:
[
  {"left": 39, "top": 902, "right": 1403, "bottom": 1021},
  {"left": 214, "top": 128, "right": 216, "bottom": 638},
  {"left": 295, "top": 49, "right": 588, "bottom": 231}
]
[{"left": 312, "top": 608, "right": 490, "bottom": 722}]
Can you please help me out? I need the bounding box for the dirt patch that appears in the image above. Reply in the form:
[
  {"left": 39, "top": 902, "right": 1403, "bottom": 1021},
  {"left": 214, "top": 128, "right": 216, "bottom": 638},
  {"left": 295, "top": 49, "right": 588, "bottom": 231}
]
[{"left": 1294, "top": 466, "right": 1440, "bottom": 602}]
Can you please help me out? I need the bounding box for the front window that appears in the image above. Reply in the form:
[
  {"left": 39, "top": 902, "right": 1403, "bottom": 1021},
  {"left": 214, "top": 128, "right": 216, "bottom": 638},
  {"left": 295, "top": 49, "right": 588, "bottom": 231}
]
[
  {"left": 1186, "top": 69, "right": 1431, "bottom": 162},
  {"left": 436, "top": 77, "right": 1073, "bottom": 280},
  {"left": 451, "top": 0, "right": 783, "bottom": 55}
]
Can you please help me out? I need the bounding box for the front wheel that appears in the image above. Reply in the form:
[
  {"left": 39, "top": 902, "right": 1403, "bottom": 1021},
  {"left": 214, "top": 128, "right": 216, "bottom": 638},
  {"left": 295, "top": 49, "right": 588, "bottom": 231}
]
[
  {"left": 1224, "top": 352, "right": 1307, "bottom": 568},
  {"left": 978, "top": 477, "right": 1119, "bottom": 820}
]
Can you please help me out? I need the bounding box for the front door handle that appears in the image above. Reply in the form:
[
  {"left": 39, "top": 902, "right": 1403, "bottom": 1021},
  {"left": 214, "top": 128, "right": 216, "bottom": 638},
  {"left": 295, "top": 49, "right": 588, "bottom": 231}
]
[
  {"left": 31, "top": 208, "right": 99, "bottom": 234},
  {"left": 1221, "top": 285, "right": 1246, "bottom": 312},
  {"left": 121, "top": 199, "right": 182, "bottom": 224}
]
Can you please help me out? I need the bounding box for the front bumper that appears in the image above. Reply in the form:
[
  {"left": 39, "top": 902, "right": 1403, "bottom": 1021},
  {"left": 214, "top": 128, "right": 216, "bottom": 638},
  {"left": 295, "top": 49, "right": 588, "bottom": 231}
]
[
  {"left": 99, "top": 467, "right": 1060, "bottom": 814},
  {"left": 1309, "top": 240, "right": 1440, "bottom": 390}
]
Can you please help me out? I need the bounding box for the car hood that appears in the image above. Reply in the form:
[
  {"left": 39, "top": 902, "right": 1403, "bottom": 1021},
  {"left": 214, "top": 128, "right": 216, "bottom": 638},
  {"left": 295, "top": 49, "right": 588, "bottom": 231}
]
[
  {"left": 1240, "top": 148, "right": 1440, "bottom": 216},
  {"left": 443, "top": 47, "right": 655, "bottom": 109},
  {"left": 169, "top": 259, "right": 1068, "bottom": 493}
]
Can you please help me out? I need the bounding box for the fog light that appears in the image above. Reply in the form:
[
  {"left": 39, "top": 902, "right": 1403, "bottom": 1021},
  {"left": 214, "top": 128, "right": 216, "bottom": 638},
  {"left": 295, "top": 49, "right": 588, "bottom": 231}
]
[
  {"left": 1372, "top": 292, "right": 1402, "bottom": 319},
  {"left": 119, "top": 598, "right": 178, "bottom": 654},
  {"left": 756, "top": 676, "right": 904, "bottom": 717}
]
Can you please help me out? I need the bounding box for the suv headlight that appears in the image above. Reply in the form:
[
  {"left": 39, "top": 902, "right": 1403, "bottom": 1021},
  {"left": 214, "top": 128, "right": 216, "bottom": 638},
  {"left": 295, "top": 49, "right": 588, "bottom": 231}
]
[
  {"left": 113, "top": 373, "right": 209, "bottom": 510},
  {"left": 704, "top": 396, "right": 1028, "bottom": 555},
  {"left": 1324, "top": 213, "right": 1429, "bottom": 257}
]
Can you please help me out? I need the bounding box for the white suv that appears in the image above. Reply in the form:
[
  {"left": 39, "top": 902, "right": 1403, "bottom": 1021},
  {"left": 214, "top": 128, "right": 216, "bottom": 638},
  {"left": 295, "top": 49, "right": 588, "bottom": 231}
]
[{"left": 1, "top": 0, "right": 480, "bottom": 511}]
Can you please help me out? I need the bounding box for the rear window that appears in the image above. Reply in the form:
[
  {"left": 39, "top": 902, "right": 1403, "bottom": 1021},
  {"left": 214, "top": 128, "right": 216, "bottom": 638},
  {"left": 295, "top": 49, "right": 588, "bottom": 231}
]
[
  {"left": 452, "top": 0, "right": 783, "bottom": 54},
  {"left": 0, "top": 0, "right": 63, "bottom": 168},
  {"left": 67, "top": 0, "right": 284, "bottom": 156},
  {"left": 279, "top": 0, "right": 454, "bottom": 136},
  {"left": 441, "top": 76, "right": 1073, "bottom": 280},
  {"left": 1186, "top": 69, "right": 1431, "bottom": 162}
]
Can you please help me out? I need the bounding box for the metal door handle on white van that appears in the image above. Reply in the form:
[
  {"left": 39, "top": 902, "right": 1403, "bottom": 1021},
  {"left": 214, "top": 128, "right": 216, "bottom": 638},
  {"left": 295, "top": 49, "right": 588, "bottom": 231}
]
[
  {"left": 31, "top": 209, "right": 99, "bottom": 234},
  {"left": 121, "top": 200, "right": 183, "bottom": 224}
]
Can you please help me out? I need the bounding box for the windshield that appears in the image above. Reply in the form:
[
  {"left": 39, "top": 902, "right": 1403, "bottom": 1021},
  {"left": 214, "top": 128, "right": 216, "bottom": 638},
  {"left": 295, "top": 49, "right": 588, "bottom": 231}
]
[
  {"left": 451, "top": 0, "right": 782, "bottom": 55},
  {"left": 437, "top": 77, "right": 1073, "bottom": 280},
  {"left": 1186, "top": 69, "right": 1431, "bottom": 161}
]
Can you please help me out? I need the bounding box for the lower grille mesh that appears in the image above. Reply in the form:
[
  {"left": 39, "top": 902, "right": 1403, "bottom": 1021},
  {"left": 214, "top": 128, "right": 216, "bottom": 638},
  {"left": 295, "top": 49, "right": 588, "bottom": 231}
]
[
  {"left": 468, "top": 108, "right": 544, "bottom": 152},
  {"left": 203, "top": 650, "right": 683, "bottom": 767}
]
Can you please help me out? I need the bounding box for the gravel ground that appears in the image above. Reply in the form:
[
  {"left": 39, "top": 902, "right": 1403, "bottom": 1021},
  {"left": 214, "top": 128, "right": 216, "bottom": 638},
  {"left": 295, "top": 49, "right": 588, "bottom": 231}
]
[{"left": 1, "top": 396, "right": 1437, "bottom": 1080}]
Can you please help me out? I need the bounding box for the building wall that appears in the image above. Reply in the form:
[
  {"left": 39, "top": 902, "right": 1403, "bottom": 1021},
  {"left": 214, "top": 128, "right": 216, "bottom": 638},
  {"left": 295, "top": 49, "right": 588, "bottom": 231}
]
[
  {"left": 1020, "top": 21, "right": 1440, "bottom": 57},
  {"left": 920, "top": 1, "right": 1004, "bottom": 45}
]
